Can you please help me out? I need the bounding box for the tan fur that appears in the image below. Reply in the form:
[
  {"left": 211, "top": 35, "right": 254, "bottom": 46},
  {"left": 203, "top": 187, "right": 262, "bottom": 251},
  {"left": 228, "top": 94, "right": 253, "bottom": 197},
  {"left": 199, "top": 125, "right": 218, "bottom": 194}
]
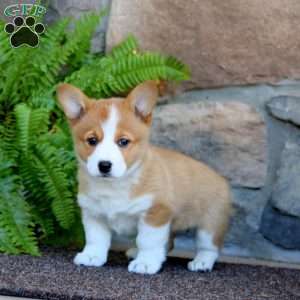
[
  {"left": 57, "top": 82, "right": 232, "bottom": 250},
  {"left": 131, "top": 146, "right": 231, "bottom": 247},
  {"left": 145, "top": 202, "right": 173, "bottom": 227}
]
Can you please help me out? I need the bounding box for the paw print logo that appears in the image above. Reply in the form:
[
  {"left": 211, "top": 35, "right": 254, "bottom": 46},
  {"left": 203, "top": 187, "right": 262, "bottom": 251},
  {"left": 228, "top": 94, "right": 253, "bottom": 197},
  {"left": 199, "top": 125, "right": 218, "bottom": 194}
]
[{"left": 4, "top": 16, "right": 45, "bottom": 48}]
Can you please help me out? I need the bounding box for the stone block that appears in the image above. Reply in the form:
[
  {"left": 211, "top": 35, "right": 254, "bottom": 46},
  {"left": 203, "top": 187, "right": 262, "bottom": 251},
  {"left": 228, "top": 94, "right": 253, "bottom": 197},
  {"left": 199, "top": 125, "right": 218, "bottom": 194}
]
[{"left": 151, "top": 101, "right": 267, "bottom": 187}]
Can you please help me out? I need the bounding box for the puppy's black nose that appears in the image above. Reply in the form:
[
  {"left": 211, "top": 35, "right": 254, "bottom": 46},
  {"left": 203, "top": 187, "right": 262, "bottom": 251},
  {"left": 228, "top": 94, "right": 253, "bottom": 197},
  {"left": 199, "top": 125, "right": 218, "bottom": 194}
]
[{"left": 98, "top": 160, "right": 112, "bottom": 174}]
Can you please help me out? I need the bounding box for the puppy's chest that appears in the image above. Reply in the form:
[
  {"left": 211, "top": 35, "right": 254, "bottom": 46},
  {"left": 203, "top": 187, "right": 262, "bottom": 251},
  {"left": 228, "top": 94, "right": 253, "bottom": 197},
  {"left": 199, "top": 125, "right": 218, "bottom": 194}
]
[{"left": 79, "top": 181, "right": 153, "bottom": 235}]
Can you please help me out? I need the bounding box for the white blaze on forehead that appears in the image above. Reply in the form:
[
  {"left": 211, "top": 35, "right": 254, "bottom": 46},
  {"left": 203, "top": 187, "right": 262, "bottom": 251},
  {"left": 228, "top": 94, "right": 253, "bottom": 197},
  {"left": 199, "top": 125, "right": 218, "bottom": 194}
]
[
  {"left": 100, "top": 105, "right": 119, "bottom": 158},
  {"left": 86, "top": 105, "right": 127, "bottom": 177}
]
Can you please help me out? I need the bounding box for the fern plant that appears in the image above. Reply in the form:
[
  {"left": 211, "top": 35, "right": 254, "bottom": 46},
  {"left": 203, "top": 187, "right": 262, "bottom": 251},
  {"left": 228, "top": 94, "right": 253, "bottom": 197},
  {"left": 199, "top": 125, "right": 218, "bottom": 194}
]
[{"left": 0, "top": 12, "right": 189, "bottom": 255}]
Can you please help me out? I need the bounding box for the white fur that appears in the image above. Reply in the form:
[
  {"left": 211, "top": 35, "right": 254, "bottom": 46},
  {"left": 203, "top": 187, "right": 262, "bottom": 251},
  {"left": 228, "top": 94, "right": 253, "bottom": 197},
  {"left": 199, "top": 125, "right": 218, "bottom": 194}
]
[
  {"left": 78, "top": 164, "right": 152, "bottom": 216},
  {"left": 188, "top": 229, "right": 219, "bottom": 272},
  {"left": 128, "top": 219, "right": 170, "bottom": 274},
  {"left": 78, "top": 188, "right": 153, "bottom": 235},
  {"left": 74, "top": 204, "right": 111, "bottom": 267},
  {"left": 86, "top": 105, "right": 127, "bottom": 178},
  {"left": 75, "top": 162, "right": 155, "bottom": 268}
]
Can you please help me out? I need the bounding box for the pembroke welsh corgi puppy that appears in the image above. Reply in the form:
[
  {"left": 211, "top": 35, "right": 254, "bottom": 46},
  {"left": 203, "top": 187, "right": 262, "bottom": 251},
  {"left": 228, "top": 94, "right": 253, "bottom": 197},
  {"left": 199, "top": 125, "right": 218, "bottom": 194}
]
[{"left": 57, "top": 81, "right": 232, "bottom": 274}]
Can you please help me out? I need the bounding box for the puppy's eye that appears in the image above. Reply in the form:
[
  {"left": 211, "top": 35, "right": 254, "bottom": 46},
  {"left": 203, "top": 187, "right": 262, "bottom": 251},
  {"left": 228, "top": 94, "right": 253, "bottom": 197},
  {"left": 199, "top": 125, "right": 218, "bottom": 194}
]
[
  {"left": 117, "top": 138, "right": 130, "bottom": 148},
  {"left": 86, "top": 136, "right": 98, "bottom": 146}
]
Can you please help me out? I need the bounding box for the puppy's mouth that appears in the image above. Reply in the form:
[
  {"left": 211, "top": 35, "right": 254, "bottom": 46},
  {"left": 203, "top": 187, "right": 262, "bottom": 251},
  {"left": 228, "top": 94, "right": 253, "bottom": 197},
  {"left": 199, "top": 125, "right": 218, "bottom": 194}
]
[
  {"left": 98, "top": 172, "right": 120, "bottom": 179},
  {"left": 100, "top": 173, "right": 111, "bottom": 178}
]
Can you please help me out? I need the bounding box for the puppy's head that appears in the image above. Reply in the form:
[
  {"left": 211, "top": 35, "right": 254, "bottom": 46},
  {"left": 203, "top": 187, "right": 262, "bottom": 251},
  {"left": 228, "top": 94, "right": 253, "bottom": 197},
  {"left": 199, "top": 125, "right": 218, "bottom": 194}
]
[{"left": 57, "top": 81, "right": 158, "bottom": 178}]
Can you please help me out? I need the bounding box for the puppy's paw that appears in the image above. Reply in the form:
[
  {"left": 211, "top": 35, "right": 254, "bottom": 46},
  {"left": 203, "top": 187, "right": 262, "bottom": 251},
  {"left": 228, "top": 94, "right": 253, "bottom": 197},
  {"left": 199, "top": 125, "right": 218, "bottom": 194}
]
[
  {"left": 126, "top": 247, "right": 138, "bottom": 259},
  {"left": 188, "top": 250, "right": 218, "bottom": 272},
  {"left": 74, "top": 250, "right": 106, "bottom": 267},
  {"left": 128, "top": 257, "right": 162, "bottom": 275}
]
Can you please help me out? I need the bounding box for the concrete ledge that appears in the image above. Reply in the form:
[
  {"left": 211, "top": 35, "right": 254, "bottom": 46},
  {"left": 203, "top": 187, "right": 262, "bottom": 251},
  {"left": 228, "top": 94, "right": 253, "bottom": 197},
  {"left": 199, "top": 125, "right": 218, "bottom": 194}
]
[{"left": 111, "top": 236, "right": 300, "bottom": 271}]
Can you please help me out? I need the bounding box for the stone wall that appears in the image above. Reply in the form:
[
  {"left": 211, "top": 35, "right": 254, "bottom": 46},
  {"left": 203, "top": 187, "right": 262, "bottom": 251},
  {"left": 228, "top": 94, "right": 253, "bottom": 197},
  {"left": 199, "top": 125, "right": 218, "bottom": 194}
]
[
  {"left": 107, "top": 0, "right": 300, "bottom": 90},
  {"left": 1, "top": 0, "right": 299, "bottom": 265}
]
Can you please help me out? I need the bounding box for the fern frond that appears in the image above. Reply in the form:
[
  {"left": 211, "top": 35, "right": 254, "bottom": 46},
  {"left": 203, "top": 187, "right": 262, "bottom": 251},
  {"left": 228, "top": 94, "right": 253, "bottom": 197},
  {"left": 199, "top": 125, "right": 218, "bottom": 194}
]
[
  {"left": 0, "top": 191, "right": 39, "bottom": 256},
  {"left": 0, "top": 227, "right": 19, "bottom": 254},
  {"left": 31, "top": 18, "right": 71, "bottom": 89},
  {"left": 0, "top": 20, "right": 14, "bottom": 72},
  {"left": 0, "top": 48, "right": 31, "bottom": 106},
  {"left": 31, "top": 207, "right": 55, "bottom": 238},
  {"left": 65, "top": 34, "right": 190, "bottom": 98},
  {"left": 0, "top": 150, "right": 39, "bottom": 255},
  {"left": 0, "top": 113, "right": 18, "bottom": 160},
  {"left": 106, "top": 53, "right": 189, "bottom": 92},
  {"left": 65, "top": 12, "right": 103, "bottom": 67},
  {"left": 33, "top": 144, "right": 76, "bottom": 229},
  {"left": 29, "top": 89, "right": 56, "bottom": 111},
  {"left": 108, "top": 34, "right": 139, "bottom": 59},
  {"left": 15, "top": 104, "right": 49, "bottom": 155}
]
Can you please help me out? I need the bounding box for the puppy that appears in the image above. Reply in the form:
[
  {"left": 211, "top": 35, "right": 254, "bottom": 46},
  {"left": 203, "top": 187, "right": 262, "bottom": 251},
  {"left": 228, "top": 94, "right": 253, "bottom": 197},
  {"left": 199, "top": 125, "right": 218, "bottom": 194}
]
[{"left": 56, "top": 81, "right": 231, "bottom": 274}]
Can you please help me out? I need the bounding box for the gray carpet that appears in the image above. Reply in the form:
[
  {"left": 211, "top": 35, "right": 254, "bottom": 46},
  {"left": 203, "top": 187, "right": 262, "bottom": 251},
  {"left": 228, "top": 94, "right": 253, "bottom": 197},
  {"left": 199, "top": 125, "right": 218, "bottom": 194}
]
[{"left": 0, "top": 248, "right": 299, "bottom": 300}]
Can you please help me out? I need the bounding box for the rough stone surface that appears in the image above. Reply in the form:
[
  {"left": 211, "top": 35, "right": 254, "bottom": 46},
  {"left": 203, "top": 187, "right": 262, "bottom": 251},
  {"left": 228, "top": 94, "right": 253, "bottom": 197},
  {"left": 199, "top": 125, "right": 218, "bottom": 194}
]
[
  {"left": 107, "top": 0, "right": 300, "bottom": 89},
  {"left": 49, "top": 0, "right": 110, "bottom": 20},
  {"left": 151, "top": 101, "right": 267, "bottom": 188},
  {"left": 260, "top": 202, "right": 300, "bottom": 250},
  {"left": 49, "top": 0, "right": 111, "bottom": 53},
  {"left": 271, "top": 142, "right": 300, "bottom": 217},
  {"left": 267, "top": 96, "right": 300, "bottom": 126}
]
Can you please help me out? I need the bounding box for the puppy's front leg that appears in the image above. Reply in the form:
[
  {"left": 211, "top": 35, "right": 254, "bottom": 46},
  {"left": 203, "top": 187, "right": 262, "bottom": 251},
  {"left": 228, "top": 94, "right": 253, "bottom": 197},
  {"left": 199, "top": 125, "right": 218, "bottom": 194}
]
[
  {"left": 74, "top": 207, "right": 111, "bottom": 267},
  {"left": 128, "top": 216, "right": 170, "bottom": 275}
]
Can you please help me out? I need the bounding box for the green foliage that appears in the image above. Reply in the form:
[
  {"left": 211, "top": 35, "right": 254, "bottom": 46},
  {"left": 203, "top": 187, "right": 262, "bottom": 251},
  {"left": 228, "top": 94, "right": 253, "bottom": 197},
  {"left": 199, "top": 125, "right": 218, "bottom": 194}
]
[
  {"left": 0, "top": 149, "right": 39, "bottom": 255},
  {"left": 0, "top": 11, "right": 190, "bottom": 255},
  {"left": 66, "top": 35, "right": 189, "bottom": 98}
]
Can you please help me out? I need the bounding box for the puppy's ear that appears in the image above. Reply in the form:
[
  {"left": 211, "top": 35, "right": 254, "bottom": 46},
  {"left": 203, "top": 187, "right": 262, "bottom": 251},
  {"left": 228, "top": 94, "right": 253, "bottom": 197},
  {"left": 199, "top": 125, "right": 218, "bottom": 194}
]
[
  {"left": 127, "top": 81, "right": 159, "bottom": 122},
  {"left": 56, "top": 83, "right": 88, "bottom": 120}
]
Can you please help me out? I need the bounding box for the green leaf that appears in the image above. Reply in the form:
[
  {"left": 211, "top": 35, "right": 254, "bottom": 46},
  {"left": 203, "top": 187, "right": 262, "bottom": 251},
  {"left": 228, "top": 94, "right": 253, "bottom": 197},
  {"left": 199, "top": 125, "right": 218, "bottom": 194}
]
[
  {"left": 32, "top": 144, "right": 76, "bottom": 229},
  {"left": 0, "top": 150, "right": 39, "bottom": 255},
  {"left": 15, "top": 104, "right": 49, "bottom": 155}
]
